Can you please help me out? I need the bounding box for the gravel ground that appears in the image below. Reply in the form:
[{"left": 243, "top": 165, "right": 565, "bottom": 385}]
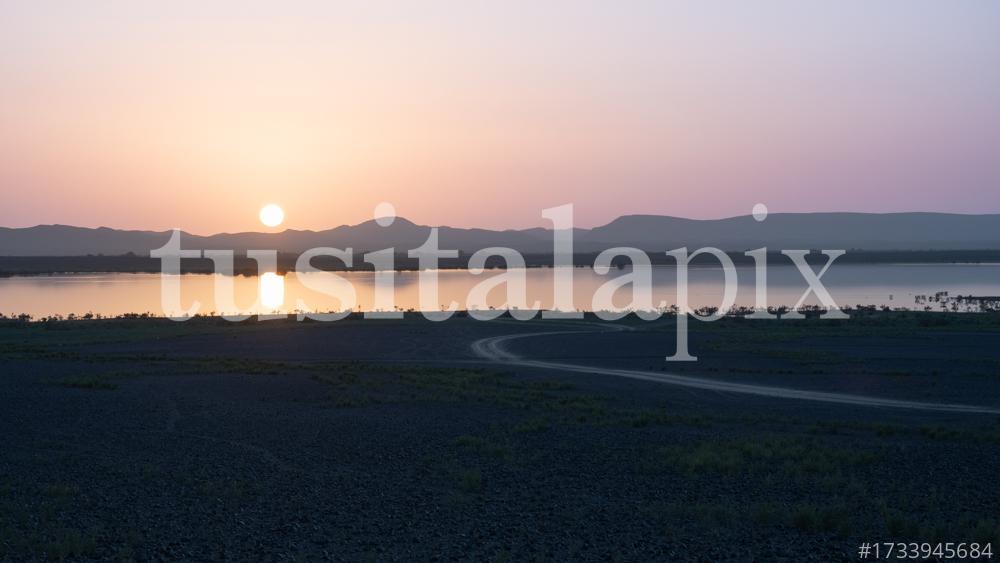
[{"left": 1, "top": 313, "right": 999, "bottom": 561}]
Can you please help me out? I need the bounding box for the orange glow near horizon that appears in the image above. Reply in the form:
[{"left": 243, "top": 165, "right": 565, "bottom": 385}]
[{"left": 1, "top": 2, "right": 999, "bottom": 234}]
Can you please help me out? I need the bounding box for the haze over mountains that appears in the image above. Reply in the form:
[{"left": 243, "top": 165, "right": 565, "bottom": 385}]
[{"left": 2, "top": 213, "right": 1000, "bottom": 256}]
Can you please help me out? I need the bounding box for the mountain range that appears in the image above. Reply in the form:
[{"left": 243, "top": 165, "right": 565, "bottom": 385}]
[{"left": 2, "top": 212, "right": 1000, "bottom": 256}]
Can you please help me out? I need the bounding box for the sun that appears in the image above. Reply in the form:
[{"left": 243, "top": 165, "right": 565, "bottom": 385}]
[{"left": 259, "top": 204, "right": 284, "bottom": 228}]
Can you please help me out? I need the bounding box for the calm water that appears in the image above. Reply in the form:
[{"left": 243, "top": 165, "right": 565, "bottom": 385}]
[{"left": 1, "top": 264, "right": 999, "bottom": 318}]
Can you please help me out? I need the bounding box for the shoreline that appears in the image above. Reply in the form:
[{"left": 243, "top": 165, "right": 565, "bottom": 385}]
[{"left": 4, "top": 307, "right": 1000, "bottom": 324}]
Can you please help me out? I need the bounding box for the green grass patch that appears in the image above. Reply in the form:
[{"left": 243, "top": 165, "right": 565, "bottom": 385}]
[
  {"left": 453, "top": 435, "right": 512, "bottom": 461},
  {"left": 643, "top": 436, "right": 879, "bottom": 477}
]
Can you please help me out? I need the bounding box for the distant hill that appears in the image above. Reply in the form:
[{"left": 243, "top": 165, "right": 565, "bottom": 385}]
[
  {"left": 584, "top": 213, "right": 1000, "bottom": 252},
  {"left": 3, "top": 212, "right": 1000, "bottom": 256}
]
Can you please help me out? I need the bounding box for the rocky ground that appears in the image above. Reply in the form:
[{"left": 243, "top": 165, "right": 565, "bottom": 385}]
[{"left": 1, "top": 313, "right": 1000, "bottom": 561}]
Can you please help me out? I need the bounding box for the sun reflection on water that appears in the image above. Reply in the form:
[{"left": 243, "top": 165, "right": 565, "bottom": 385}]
[{"left": 260, "top": 272, "right": 285, "bottom": 310}]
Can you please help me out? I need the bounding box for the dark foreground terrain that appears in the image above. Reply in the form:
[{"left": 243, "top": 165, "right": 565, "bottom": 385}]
[{"left": 2, "top": 312, "right": 1000, "bottom": 561}]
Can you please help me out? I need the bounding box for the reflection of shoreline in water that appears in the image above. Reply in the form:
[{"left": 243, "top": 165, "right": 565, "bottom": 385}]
[
  {"left": 1, "top": 263, "right": 1000, "bottom": 318},
  {"left": 5, "top": 250, "right": 1000, "bottom": 278}
]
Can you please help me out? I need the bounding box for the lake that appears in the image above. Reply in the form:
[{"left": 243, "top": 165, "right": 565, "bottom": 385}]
[{"left": 2, "top": 264, "right": 999, "bottom": 318}]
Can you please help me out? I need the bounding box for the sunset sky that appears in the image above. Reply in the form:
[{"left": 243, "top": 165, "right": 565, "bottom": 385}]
[{"left": 2, "top": 1, "right": 999, "bottom": 233}]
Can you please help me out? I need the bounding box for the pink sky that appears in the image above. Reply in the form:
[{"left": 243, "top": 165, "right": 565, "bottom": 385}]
[{"left": 1, "top": 1, "right": 999, "bottom": 233}]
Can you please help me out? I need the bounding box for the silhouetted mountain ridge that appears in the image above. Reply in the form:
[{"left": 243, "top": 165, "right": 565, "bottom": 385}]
[{"left": 3, "top": 212, "right": 1000, "bottom": 256}]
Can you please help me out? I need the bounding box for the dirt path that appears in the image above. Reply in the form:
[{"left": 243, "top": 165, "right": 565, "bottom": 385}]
[{"left": 471, "top": 322, "right": 1000, "bottom": 415}]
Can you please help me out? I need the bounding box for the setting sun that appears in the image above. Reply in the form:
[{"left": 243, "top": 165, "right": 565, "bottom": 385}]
[{"left": 259, "top": 204, "right": 284, "bottom": 228}]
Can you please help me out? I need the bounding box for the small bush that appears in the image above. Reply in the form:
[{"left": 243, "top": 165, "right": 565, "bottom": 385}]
[
  {"left": 56, "top": 375, "right": 118, "bottom": 390},
  {"left": 455, "top": 468, "right": 482, "bottom": 493}
]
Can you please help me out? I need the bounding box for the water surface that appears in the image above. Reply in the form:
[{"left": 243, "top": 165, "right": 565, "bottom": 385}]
[{"left": 3, "top": 264, "right": 999, "bottom": 318}]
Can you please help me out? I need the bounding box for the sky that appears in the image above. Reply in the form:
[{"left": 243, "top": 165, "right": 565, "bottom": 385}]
[{"left": 1, "top": 0, "right": 999, "bottom": 233}]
